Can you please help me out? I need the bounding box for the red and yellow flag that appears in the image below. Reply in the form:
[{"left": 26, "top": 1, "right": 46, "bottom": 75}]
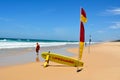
[
  {"left": 80, "top": 8, "right": 87, "bottom": 23},
  {"left": 79, "top": 8, "right": 87, "bottom": 60}
]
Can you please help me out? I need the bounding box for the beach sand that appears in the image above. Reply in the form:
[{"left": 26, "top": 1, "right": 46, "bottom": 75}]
[{"left": 0, "top": 42, "right": 120, "bottom": 80}]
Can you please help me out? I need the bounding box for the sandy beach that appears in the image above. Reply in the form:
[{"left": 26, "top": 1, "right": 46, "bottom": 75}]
[{"left": 0, "top": 42, "right": 120, "bottom": 80}]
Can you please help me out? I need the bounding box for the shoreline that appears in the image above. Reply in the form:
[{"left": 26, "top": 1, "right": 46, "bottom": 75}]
[{"left": 0, "top": 44, "right": 78, "bottom": 67}]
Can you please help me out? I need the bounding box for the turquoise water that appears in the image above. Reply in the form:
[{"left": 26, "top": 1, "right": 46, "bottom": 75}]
[{"left": 0, "top": 38, "right": 76, "bottom": 42}]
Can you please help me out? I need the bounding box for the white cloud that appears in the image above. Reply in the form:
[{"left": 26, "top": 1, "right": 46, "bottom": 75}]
[
  {"left": 106, "top": 8, "right": 120, "bottom": 15},
  {"left": 100, "top": 8, "right": 120, "bottom": 16},
  {"left": 109, "top": 22, "right": 120, "bottom": 29}
]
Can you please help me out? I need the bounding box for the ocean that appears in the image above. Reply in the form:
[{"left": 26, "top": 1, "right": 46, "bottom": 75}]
[{"left": 0, "top": 38, "right": 78, "bottom": 49}]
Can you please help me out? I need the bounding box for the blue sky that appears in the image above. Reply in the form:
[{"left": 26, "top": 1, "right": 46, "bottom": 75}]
[{"left": 0, "top": 0, "right": 120, "bottom": 41}]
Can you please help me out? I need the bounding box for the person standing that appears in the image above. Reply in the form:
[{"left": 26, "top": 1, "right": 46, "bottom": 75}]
[
  {"left": 36, "top": 42, "right": 40, "bottom": 55},
  {"left": 88, "top": 35, "right": 92, "bottom": 53}
]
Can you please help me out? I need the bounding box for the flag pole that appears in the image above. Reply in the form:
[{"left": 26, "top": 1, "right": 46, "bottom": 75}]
[
  {"left": 77, "top": 8, "right": 87, "bottom": 72},
  {"left": 77, "top": 8, "right": 81, "bottom": 72},
  {"left": 77, "top": 8, "right": 84, "bottom": 72}
]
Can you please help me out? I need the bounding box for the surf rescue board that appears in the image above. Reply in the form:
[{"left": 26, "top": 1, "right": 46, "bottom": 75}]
[{"left": 41, "top": 52, "right": 84, "bottom": 67}]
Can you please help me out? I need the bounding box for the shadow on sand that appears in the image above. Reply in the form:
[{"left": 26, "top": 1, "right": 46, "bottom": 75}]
[{"left": 41, "top": 64, "right": 73, "bottom": 67}]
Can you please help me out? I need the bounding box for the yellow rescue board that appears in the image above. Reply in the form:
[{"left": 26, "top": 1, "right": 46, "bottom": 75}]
[{"left": 41, "top": 52, "right": 84, "bottom": 67}]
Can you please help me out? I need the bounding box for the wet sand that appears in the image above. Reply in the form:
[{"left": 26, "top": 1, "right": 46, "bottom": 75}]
[{"left": 0, "top": 44, "right": 77, "bottom": 66}]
